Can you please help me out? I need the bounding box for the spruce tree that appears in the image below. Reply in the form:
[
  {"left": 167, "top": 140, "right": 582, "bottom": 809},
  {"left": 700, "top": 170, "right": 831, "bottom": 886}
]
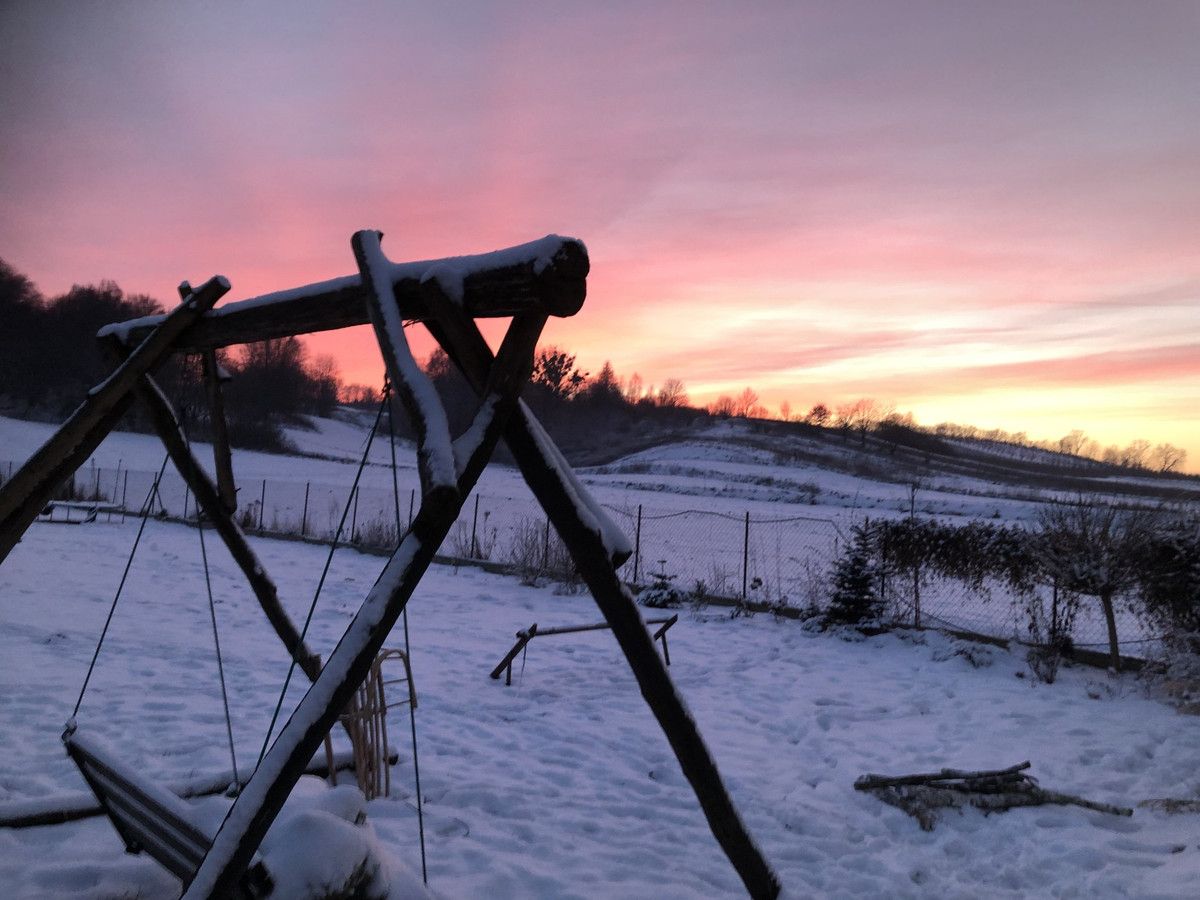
[{"left": 827, "top": 524, "right": 883, "bottom": 625}]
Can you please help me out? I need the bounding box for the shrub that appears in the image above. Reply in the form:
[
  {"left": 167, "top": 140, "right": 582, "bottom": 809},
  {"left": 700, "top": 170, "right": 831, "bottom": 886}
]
[
  {"left": 638, "top": 565, "right": 688, "bottom": 609},
  {"left": 825, "top": 524, "right": 884, "bottom": 627}
]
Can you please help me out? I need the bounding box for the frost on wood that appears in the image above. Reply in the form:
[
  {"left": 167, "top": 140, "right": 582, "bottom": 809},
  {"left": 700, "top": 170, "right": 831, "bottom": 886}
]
[
  {"left": 98, "top": 235, "right": 586, "bottom": 348},
  {"left": 183, "top": 536, "right": 425, "bottom": 898},
  {"left": 418, "top": 234, "right": 580, "bottom": 303},
  {"left": 521, "top": 400, "right": 633, "bottom": 566},
  {"left": 452, "top": 394, "right": 500, "bottom": 477},
  {"left": 353, "top": 230, "right": 457, "bottom": 496}
]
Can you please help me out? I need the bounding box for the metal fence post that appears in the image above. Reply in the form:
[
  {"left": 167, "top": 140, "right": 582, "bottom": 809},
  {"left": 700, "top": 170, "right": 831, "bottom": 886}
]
[
  {"left": 183, "top": 484, "right": 191, "bottom": 520},
  {"left": 301, "top": 482, "right": 310, "bottom": 537},
  {"left": 633, "top": 504, "right": 643, "bottom": 584},
  {"left": 408, "top": 489, "right": 415, "bottom": 530},
  {"left": 742, "top": 511, "right": 750, "bottom": 599},
  {"left": 470, "top": 494, "right": 480, "bottom": 558},
  {"left": 351, "top": 485, "right": 359, "bottom": 543},
  {"left": 258, "top": 479, "right": 266, "bottom": 531}
]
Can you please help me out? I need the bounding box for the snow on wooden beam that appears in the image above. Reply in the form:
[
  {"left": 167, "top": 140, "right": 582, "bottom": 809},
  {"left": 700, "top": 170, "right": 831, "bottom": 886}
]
[
  {"left": 102, "top": 235, "right": 588, "bottom": 351},
  {"left": 353, "top": 230, "right": 458, "bottom": 504}
]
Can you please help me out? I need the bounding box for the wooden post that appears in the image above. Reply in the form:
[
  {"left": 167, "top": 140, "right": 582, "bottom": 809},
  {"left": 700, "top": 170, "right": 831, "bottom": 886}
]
[
  {"left": 201, "top": 350, "right": 237, "bottom": 513},
  {"left": 0, "top": 276, "right": 229, "bottom": 564},
  {"left": 633, "top": 504, "right": 643, "bottom": 584},
  {"left": 470, "top": 493, "right": 480, "bottom": 557},
  {"left": 742, "top": 512, "right": 751, "bottom": 600}
]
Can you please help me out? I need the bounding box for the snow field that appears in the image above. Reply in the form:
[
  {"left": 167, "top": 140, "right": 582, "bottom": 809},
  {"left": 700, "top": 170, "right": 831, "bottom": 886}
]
[{"left": 2, "top": 518, "right": 1199, "bottom": 897}]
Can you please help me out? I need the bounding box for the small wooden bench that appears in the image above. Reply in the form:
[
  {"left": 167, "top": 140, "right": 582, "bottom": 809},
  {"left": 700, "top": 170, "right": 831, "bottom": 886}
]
[
  {"left": 490, "top": 614, "right": 678, "bottom": 685},
  {"left": 64, "top": 727, "right": 271, "bottom": 898},
  {"left": 40, "top": 500, "right": 122, "bottom": 524}
]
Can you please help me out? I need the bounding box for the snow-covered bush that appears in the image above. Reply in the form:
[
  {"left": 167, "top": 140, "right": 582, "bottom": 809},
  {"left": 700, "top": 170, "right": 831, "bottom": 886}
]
[
  {"left": 638, "top": 566, "right": 688, "bottom": 608},
  {"left": 1134, "top": 514, "right": 1200, "bottom": 673},
  {"left": 257, "top": 777, "right": 431, "bottom": 900}
]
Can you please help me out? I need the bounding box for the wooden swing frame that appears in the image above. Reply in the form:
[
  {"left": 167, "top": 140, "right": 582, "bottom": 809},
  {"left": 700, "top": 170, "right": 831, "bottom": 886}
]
[{"left": 0, "top": 231, "right": 780, "bottom": 899}]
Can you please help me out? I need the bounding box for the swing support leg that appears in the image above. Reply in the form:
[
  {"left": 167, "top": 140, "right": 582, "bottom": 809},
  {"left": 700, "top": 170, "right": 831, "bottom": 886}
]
[
  {"left": 184, "top": 272, "right": 547, "bottom": 898},
  {"left": 423, "top": 305, "right": 781, "bottom": 900},
  {"left": 102, "top": 337, "right": 323, "bottom": 684}
]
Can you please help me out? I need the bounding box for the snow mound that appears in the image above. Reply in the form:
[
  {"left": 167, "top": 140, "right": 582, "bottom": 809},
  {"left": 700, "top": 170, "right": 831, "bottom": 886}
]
[{"left": 258, "top": 776, "right": 430, "bottom": 900}]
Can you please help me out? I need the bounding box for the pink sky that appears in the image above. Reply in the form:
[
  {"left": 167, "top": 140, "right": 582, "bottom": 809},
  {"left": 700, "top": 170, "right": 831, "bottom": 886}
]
[{"left": 2, "top": 2, "right": 1198, "bottom": 470}]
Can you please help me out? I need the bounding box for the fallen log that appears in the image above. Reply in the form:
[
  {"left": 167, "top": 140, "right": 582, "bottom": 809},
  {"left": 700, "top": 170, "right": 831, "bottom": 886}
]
[{"left": 855, "top": 762, "right": 1133, "bottom": 831}]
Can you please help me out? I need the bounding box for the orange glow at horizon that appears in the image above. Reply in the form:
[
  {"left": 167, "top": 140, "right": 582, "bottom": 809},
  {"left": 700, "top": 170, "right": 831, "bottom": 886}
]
[{"left": 1, "top": 2, "right": 1197, "bottom": 473}]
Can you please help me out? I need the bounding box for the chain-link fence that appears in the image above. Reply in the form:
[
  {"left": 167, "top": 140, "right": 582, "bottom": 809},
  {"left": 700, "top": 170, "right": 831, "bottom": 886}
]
[{"left": 3, "top": 456, "right": 1179, "bottom": 663}]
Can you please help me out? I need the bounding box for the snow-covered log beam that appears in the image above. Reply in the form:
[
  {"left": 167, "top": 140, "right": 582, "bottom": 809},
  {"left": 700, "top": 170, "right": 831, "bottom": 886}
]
[{"left": 102, "top": 235, "right": 588, "bottom": 352}]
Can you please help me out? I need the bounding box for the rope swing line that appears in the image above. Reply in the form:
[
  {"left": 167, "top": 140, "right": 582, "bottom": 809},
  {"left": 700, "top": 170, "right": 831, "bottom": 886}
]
[
  {"left": 253, "top": 387, "right": 391, "bottom": 770},
  {"left": 385, "top": 377, "right": 428, "bottom": 884},
  {"left": 70, "top": 453, "right": 171, "bottom": 721},
  {"left": 181, "top": 408, "right": 242, "bottom": 792}
]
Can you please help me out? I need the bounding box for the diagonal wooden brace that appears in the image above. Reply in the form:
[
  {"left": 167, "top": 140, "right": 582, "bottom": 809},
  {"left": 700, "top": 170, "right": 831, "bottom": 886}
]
[
  {"left": 113, "top": 359, "right": 324, "bottom": 684},
  {"left": 353, "top": 230, "right": 458, "bottom": 504},
  {"left": 184, "top": 303, "right": 547, "bottom": 899},
  {"left": 421, "top": 304, "right": 781, "bottom": 899}
]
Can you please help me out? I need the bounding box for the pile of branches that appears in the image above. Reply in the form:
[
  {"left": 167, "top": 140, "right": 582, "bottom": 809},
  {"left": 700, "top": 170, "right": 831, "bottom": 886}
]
[{"left": 854, "top": 761, "right": 1132, "bottom": 831}]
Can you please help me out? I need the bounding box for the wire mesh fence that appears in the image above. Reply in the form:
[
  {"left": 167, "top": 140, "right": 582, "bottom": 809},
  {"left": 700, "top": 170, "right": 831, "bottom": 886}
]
[{"left": 2, "top": 456, "right": 1175, "bottom": 662}]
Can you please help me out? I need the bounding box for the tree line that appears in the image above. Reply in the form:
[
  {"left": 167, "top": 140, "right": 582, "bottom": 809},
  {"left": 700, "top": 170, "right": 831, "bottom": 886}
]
[
  {"left": 0, "top": 258, "right": 339, "bottom": 450},
  {"left": 1, "top": 255, "right": 1188, "bottom": 472}
]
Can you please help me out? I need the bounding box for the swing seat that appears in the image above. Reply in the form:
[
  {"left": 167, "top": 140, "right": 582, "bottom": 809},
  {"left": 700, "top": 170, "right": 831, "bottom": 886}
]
[{"left": 64, "top": 727, "right": 272, "bottom": 898}]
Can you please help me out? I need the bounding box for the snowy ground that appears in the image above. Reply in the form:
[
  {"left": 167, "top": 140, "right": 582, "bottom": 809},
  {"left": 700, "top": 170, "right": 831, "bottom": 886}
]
[{"left": 2, "top": 517, "right": 1200, "bottom": 898}]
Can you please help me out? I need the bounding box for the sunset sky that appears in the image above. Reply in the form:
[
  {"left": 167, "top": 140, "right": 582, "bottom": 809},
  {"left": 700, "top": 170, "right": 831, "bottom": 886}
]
[{"left": 2, "top": 2, "right": 1197, "bottom": 469}]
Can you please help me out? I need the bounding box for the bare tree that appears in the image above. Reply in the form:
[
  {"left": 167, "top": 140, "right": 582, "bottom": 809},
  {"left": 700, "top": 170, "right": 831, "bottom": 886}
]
[
  {"left": 709, "top": 395, "right": 736, "bottom": 417},
  {"left": 1057, "top": 429, "right": 1088, "bottom": 457},
  {"left": 1120, "top": 439, "right": 1152, "bottom": 469},
  {"left": 657, "top": 378, "right": 689, "bottom": 408},
  {"left": 1150, "top": 443, "right": 1187, "bottom": 473},
  {"left": 836, "top": 397, "right": 891, "bottom": 446},
  {"left": 732, "top": 387, "right": 761, "bottom": 418},
  {"left": 779, "top": 400, "right": 791, "bottom": 422},
  {"left": 624, "top": 372, "right": 644, "bottom": 404},
  {"left": 1036, "top": 501, "right": 1152, "bottom": 669},
  {"left": 806, "top": 403, "right": 830, "bottom": 426}
]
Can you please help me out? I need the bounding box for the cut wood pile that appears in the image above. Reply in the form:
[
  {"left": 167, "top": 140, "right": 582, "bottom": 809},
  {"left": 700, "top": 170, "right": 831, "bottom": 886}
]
[{"left": 854, "top": 761, "right": 1133, "bottom": 831}]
